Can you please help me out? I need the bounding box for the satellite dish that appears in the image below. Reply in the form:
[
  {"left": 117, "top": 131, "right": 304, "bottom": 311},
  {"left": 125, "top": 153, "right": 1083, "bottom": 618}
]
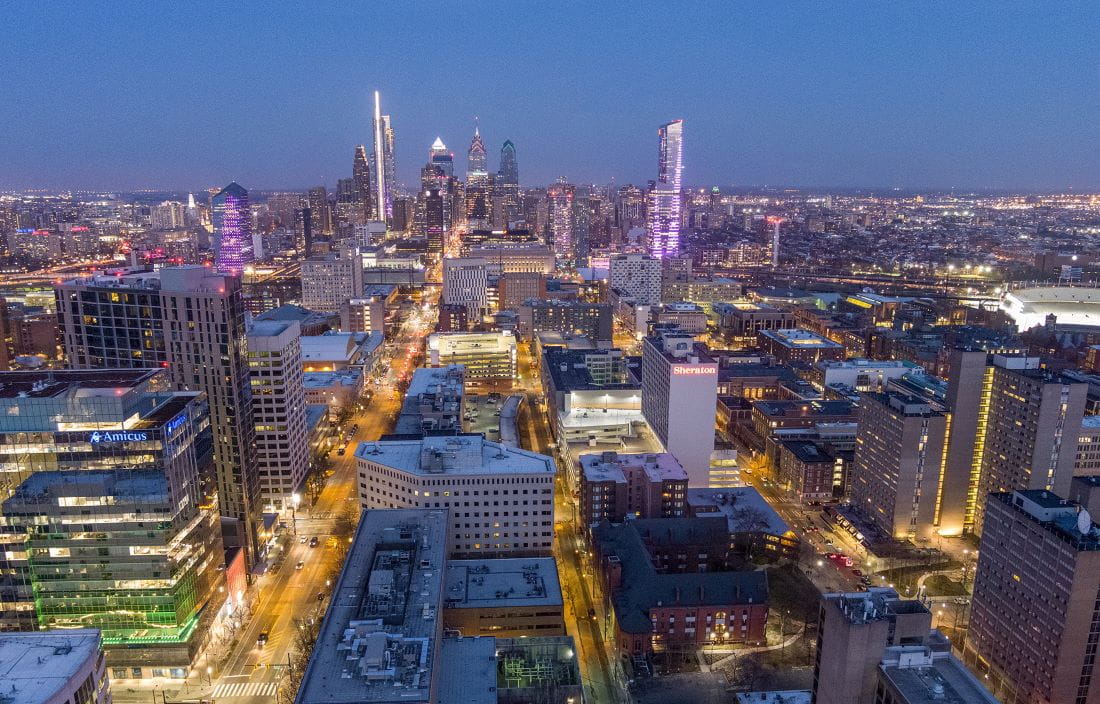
[{"left": 1079, "top": 509, "right": 1093, "bottom": 536}]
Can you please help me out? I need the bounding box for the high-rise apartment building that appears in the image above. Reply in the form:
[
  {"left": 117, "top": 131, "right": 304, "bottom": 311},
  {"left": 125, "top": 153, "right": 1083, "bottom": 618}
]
[
  {"left": 442, "top": 257, "right": 488, "bottom": 318},
  {"left": 640, "top": 330, "right": 718, "bottom": 486},
  {"left": 356, "top": 434, "right": 555, "bottom": 558},
  {"left": 943, "top": 351, "right": 1088, "bottom": 535},
  {"left": 56, "top": 267, "right": 261, "bottom": 559},
  {"left": 247, "top": 320, "right": 308, "bottom": 512},
  {"left": 609, "top": 253, "right": 662, "bottom": 306},
  {"left": 516, "top": 299, "right": 613, "bottom": 343},
  {"left": 965, "top": 490, "right": 1100, "bottom": 704},
  {"left": 211, "top": 182, "right": 254, "bottom": 274},
  {"left": 850, "top": 392, "right": 948, "bottom": 541},
  {"left": 547, "top": 181, "right": 575, "bottom": 261},
  {"left": 647, "top": 120, "right": 684, "bottom": 258},
  {"left": 300, "top": 245, "right": 364, "bottom": 313}
]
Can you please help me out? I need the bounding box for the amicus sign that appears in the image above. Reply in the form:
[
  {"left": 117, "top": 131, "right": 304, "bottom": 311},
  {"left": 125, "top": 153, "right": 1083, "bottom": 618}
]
[
  {"left": 671, "top": 365, "right": 717, "bottom": 376},
  {"left": 89, "top": 431, "right": 149, "bottom": 444},
  {"left": 164, "top": 413, "right": 188, "bottom": 438}
]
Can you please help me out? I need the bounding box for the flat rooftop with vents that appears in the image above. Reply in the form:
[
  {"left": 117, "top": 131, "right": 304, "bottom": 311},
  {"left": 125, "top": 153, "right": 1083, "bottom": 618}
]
[{"left": 295, "top": 509, "right": 448, "bottom": 704}]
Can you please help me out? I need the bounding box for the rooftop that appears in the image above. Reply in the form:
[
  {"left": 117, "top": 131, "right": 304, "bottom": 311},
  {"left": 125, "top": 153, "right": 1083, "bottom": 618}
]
[
  {"left": 247, "top": 320, "right": 294, "bottom": 337},
  {"left": 593, "top": 519, "right": 768, "bottom": 634},
  {"left": 436, "top": 637, "right": 497, "bottom": 704},
  {"left": 759, "top": 328, "right": 844, "bottom": 349},
  {"left": 686, "top": 487, "right": 792, "bottom": 537},
  {"left": 0, "top": 630, "right": 103, "bottom": 704},
  {"left": 443, "top": 558, "right": 563, "bottom": 610},
  {"left": 6, "top": 469, "right": 169, "bottom": 507},
  {"left": 256, "top": 303, "right": 334, "bottom": 325},
  {"left": 580, "top": 452, "right": 687, "bottom": 485},
  {"left": 356, "top": 435, "right": 555, "bottom": 477},
  {"left": 304, "top": 369, "right": 363, "bottom": 389},
  {"left": 822, "top": 588, "right": 929, "bottom": 626},
  {"left": 0, "top": 368, "right": 159, "bottom": 399},
  {"left": 301, "top": 331, "right": 383, "bottom": 364},
  {"left": 879, "top": 645, "right": 998, "bottom": 704},
  {"left": 296, "top": 509, "right": 447, "bottom": 704},
  {"left": 753, "top": 399, "right": 857, "bottom": 418},
  {"left": 735, "top": 691, "right": 812, "bottom": 704}
]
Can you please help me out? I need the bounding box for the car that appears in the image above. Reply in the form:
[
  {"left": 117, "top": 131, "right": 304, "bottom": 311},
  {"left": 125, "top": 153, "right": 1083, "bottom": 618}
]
[
  {"left": 588, "top": 608, "right": 597, "bottom": 620},
  {"left": 851, "top": 569, "right": 863, "bottom": 576},
  {"left": 257, "top": 631, "right": 269, "bottom": 648},
  {"left": 317, "top": 591, "right": 325, "bottom": 601},
  {"left": 299, "top": 536, "right": 307, "bottom": 544},
  {"left": 309, "top": 536, "right": 319, "bottom": 547},
  {"left": 296, "top": 560, "right": 305, "bottom": 570}
]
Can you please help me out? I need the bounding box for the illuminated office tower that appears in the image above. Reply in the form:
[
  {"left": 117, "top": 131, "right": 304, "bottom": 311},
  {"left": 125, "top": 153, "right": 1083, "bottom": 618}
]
[
  {"left": 429, "top": 136, "right": 453, "bottom": 178},
  {"left": 0, "top": 369, "right": 225, "bottom": 680},
  {"left": 56, "top": 267, "right": 261, "bottom": 563},
  {"left": 646, "top": 120, "right": 684, "bottom": 258},
  {"left": 211, "top": 182, "right": 254, "bottom": 274},
  {"left": 353, "top": 144, "right": 373, "bottom": 220},
  {"left": 467, "top": 124, "right": 489, "bottom": 187},
  {"left": 371, "top": 91, "right": 395, "bottom": 222},
  {"left": 547, "top": 180, "right": 575, "bottom": 261},
  {"left": 495, "top": 140, "right": 520, "bottom": 227}
]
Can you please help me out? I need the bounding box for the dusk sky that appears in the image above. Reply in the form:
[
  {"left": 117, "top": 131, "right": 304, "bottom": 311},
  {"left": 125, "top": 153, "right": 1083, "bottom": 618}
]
[{"left": 3, "top": 3, "right": 1098, "bottom": 192}]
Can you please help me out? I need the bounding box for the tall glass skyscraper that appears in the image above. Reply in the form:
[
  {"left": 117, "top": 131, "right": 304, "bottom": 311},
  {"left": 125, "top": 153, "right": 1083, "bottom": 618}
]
[
  {"left": 371, "top": 92, "right": 396, "bottom": 223},
  {"left": 498, "top": 140, "right": 518, "bottom": 188},
  {"left": 646, "top": 120, "right": 684, "bottom": 258},
  {"left": 467, "top": 125, "right": 489, "bottom": 187},
  {"left": 353, "top": 144, "right": 372, "bottom": 220},
  {"left": 211, "top": 182, "right": 254, "bottom": 274}
]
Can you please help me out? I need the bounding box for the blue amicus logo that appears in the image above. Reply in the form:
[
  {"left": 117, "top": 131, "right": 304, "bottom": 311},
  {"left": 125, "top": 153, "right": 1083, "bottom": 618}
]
[
  {"left": 89, "top": 430, "right": 149, "bottom": 444},
  {"left": 164, "top": 413, "right": 188, "bottom": 438}
]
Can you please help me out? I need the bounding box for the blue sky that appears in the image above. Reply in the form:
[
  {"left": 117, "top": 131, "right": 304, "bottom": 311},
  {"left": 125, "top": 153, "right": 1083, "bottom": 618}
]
[{"left": 2, "top": 2, "right": 1098, "bottom": 191}]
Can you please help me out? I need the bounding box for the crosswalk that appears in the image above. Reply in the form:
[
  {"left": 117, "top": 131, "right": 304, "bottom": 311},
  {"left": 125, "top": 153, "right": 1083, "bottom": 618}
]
[{"left": 210, "top": 681, "right": 278, "bottom": 699}]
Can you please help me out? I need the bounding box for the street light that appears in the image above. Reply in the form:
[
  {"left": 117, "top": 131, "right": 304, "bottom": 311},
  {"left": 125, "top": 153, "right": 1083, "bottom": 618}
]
[{"left": 290, "top": 493, "right": 301, "bottom": 535}]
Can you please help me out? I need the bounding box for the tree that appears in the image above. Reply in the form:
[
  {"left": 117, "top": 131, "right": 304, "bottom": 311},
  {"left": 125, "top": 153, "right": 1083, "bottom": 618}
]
[{"left": 276, "top": 612, "right": 324, "bottom": 703}]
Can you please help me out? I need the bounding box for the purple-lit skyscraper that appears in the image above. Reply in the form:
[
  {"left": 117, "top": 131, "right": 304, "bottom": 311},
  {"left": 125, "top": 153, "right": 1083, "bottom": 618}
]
[
  {"left": 212, "top": 182, "right": 254, "bottom": 274},
  {"left": 646, "top": 119, "right": 684, "bottom": 258}
]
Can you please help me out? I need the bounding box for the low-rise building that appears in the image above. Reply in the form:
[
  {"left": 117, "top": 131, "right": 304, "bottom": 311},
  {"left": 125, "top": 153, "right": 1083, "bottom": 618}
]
[
  {"left": 686, "top": 487, "right": 800, "bottom": 561},
  {"left": 296, "top": 509, "right": 448, "bottom": 704},
  {"left": 651, "top": 302, "right": 708, "bottom": 335},
  {"left": 0, "top": 630, "right": 111, "bottom": 704},
  {"left": 776, "top": 440, "right": 843, "bottom": 503},
  {"left": 339, "top": 284, "right": 397, "bottom": 335},
  {"left": 579, "top": 451, "right": 688, "bottom": 527},
  {"left": 427, "top": 331, "right": 517, "bottom": 380},
  {"left": 303, "top": 368, "right": 364, "bottom": 413},
  {"left": 713, "top": 301, "right": 795, "bottom": 344},
  {"left": 441, "top": 557, "right": 565, "bottom": 637},
  {"left": 394, "top": 365, "right": 465, "bottom": 436},
  {"left": 757, "top": 328, "right": 846, "bottom": 365},
  {"left": 300, "top": 330, "right": 383, "bottom": 372},
  {"left": 809, "top": 358, "right": 919, "bottom": 393},
  {"left": 356, "top": 434, "right": 555, "bottom": 558},
  {"left": 593, "top": 519, "right": 769, "bottom": 655}
]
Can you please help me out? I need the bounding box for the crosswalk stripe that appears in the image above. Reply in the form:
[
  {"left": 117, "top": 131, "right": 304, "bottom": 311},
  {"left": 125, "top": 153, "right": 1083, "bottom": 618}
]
[{"left": 210, "top": 681, "right": 277, "bottom": 698}]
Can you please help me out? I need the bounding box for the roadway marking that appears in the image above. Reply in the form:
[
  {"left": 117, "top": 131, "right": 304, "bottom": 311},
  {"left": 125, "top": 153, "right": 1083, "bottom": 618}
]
[{"left": 210, "top": 681, "right": 278, "bottom": 698}]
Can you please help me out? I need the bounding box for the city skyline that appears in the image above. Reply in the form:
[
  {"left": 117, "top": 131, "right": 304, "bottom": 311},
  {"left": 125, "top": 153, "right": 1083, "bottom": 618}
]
[{"left": 3, "top": 4, "right": 1098, "bottom": 192}]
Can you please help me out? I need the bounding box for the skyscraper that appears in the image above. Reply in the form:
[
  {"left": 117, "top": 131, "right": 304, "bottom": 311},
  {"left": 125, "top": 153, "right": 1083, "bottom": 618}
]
[
  {"left": 646, "top": 120, "right": 684, "bottom": 258},
  {"left": 498, "top": 139, "right": 518, "bottom": 188},
  {"left": 308, "top": 185, "right": 332, "bottom": 235},
  {"left": 467, "top": 123, "right": 489, "bottom": 187},
  {"left": 429, "top": 136, "right": 453, "bottom": 178},
  {"left": 353, "top": 144, "right": 373, "bottom": 220},
  {"left": 547, "top": 181, "right": 575, "bottom": 261},
  {"left": 56, "top": 267, "right": 262, "bottom": 563},
  {"left": 371, "top": 91, "right": 393, "bottom": 222},
  {"left": 211, "top": 182, "right": 254, "bottom": 274}
]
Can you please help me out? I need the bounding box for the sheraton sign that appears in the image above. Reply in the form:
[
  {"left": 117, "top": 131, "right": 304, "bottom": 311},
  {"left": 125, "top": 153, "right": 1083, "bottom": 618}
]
[{"left": 671, "top": 365, "right": 717, "bottom": 376}]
